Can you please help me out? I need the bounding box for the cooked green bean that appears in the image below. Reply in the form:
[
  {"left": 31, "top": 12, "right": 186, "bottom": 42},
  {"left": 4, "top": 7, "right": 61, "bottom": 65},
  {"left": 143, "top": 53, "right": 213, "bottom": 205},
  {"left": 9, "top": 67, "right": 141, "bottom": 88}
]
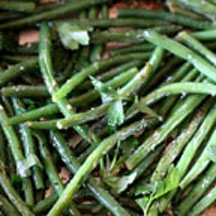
[
  {"left": 0, "top": 58, "right": 38, "bottom": 87},
  {"left": 178, "top": 31, "right": 216, "bottom": 66},
  {"left": 33, "top": 131, "right": 81, "bottom": 216},
  {"left": 143, "top": 30, "right": 216, "bottom": 82},
  {"left": 151, "top": 97, "right": 213, "bottom": 182},
  {"left": 0, "top": 159, "right": 34, "bottom": 216},
  {"left": 0, "top": 1, "right": 35, "bottom": 13},
  {"left": 188, "top": 186, "right": 216, "bottom": 216},
  {"left": 12, "top": 98, "right": 44, "bottom": 190},
  {"left": 126, "top": 93, "right": 205, "bottom": 170},
  {"left": 0, "top": 194, "right": 20, "bottom": 216},
  {"left": 0, "top": 0, "right": 107, "bottom": 29},
  {"left": 177, "top": 162, "right": 216, "bottom": 215},
  {"left": 1, "top": 85, "right": 49, "bottom": 97},
  {"left": 8, "top": 66, "right": 137, "bottom": 124},
  {"left": 58, "top": 18, "right": 170, "bottom": 28},
  {"left": 91, "top": 26, "right": 182, "bottom": 43},
  {"left": 117, "top": 9, "right": 215, "bottom": 29},
  {"left": 50, "top": 130, "right": 132, "bottom": 216},
  {"left": 48, "top": 119, "right": 147, "bottom": 216},
  {"left": 0, "top": 104, "right": 30, "bottom": 177},
  {"left": 180, "top": 127, "right": 216, "bottom": 188},
  {"left": 52, "top": 52, "right": 151, "bottom": 101}
]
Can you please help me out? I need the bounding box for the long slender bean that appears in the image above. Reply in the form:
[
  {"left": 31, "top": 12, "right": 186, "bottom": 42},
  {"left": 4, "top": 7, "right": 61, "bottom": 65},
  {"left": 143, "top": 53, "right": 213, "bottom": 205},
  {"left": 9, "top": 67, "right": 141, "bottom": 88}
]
[
  {"left": 155, "top": 102, "right": 216, "bottom": 214},
  {"left": 8, "top": 65, "right": 137, "bottom": 124},
  {"left": 117, "top": 9, "right": 215, "bottom": 29},
  {"left": 0, "top": 159, "right": 34, "bottom": 216},
  {"left": 143, "top": 30, "right": 216, "bottom": 82},
  {"left": 52, "top": 52, "right": 151, "bottom": 101},
  {"left": 192, "top": 29, "right": 216, "bottom": 41},
  {"left": 177, "top": 162, "right": 216, "bottom": 215},
  {"left": 28, "top": 47, "right": 164, "bottom": 129},
  {"left": 1, "top": 85, "right": 49, "bottom": 97},
  {"left": 126, "top": 93, "right": 205, "bottom": 170},
  {"left": 151, "top": 97, "right": 213, "bottom": 182},
  {"left": 178, "top": 31, "right": 216, "bottom": 66},
  {"left": 0, "top": 1, "right": 35, "bottom": 13},
  {"left": 12, "top": 98, "right": 44, "bottom": 190},
  {"left": 91, "top": 26, "right": 182, "bottom": 44},
  {"left": 0, "top": 58, "right": 38, "bottom": 87},
  {"left": 188, "top": 186, "right": 216, "bottom": 216},
  {"left": 0, "top": 194, "right": 20, "bottom": 216},
  {"left": 0, "top": 0, "right": 107, "bottom": 29},
  {"left": 180, "top": 127, "right": 216, "bottom": 188},
  {"left": 174, "top": 0, "right": 216, "bottom": 18},
  {"left": 48, "top": 119, "right": 147, "bottom": 216},
  {"left": 0, "top": 104, "right": 30, "bottom": 177},
  {"left": 57, "top": 18, "right": 170, "bottom": 28},
  {"left": 50, "top": 130, "right": 132, "bottom": 216},
  {"left": 33, "top": 131, "right": 81, "bottom": 216}
]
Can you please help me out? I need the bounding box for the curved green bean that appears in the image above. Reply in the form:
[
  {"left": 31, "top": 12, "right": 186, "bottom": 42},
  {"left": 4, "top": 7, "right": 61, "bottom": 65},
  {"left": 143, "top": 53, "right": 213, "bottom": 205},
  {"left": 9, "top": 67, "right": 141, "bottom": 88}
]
[
  {"left": 48, "top": 119, "right": 147, "bottom": 216},
  {"left": 117, "top": 9, "right": 215, "bottom": 29}
]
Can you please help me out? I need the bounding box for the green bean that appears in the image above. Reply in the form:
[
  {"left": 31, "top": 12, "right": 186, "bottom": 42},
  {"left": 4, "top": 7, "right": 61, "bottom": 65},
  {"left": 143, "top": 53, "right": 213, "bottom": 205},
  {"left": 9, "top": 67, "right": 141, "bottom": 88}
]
[
  {"left": 39, "top": 22, "right": 95, "bottom": 143},
  {"left": 30, "top": 48, "right": 164, "bottom": 130},
  {"left": 174, "top": 0, "right": 216, "bottom": 19},
  {"left": 177, "top": 103, "right": 216, "bottom": 179},
  {"left": 8, "top": 65, "right": 137, "bottom": 125},
  {"left": 126, "top": 93, "right": 205, "bottom": 170},
  {"left": 48, "top": 119, "right": 147, "bottom": 216},
  {"left": 0, "top": 194, "right": 20, "bottom": 216},
  {"left": 12, "top": 98, "right": 44, "bottom": 190},
  {"left": 33, "top": 131, "right": 63, "bottom": 196},
  {"left": 1, "top": 85, "right": 49, "bottom": 97},
  {"left": 0, "top": 1, "right": 35, "bottom": 13},
  {"left": 33, "top": 131, "right": 81, "bottom": 216},
  {"left": 33, "top": 193, "right": 58, "bottom": 213},
  {"left": 155, "top": 101, "right": 216, "bottom": 214},
  {"left": 151, "top": 97, "right": 213, "bottom": 182},
  {"left": 110, "top": 43, "right": 155, "bottom": 56},
  {"left": 142, "top": 57, "right": 184, "bottom": 94},
  {"left": 1, "top": 96, "right": 14, "bottom": 117},
  {"left": 117, "top": 9, "right": 215, "bottom": 29},
  {"left": 187, "top": 186, "right": 216, "bottom": 216},
  {"left": 192, "top": 29, "right": 216, "bottom": 41},
  {"left": 180, "top": 127, "right": 216, "bottom": 189},
  {"left": 0, "top": 104, "right": 30, "bottom": 177},
  {"left": 167, "top": 0, "right": 206, "bottom": 19},
  {"left": 0, "top": 159, "right": 34, "bottom": 216},
  {"left": 178, "top": 31, "right": 216, "bottom": 66},
  {"left": 0, "top": 128, "right": 6, "bottom": 164},
  {"left": 52, "top": 52, "right": 152, "bottom": 101},
  {"left": 1, "top": 55, "right": 36, "bottom": 63},
  {"left": 0, "top": 58, "right": 38, "bottom": 87},
  {"left": 177, "top": 162, "right": 216, "bottom": 215},
  {"left": 0, "top": 12, "right": 21, "bottom": 21},
  {"left": 91, "top": 26, "right": 182, "bottom": 43},
  {"left": 143, "top": 30, "right": 216, "bottom": 82},
  {"left": 58, "top": 18, "right": 170, "bottom": 28},
  {"left": 78, "top": 60, "right": 144, "bottom": 91},
  {"left": 119, "top": 47, "right": 164, "bottom": 96},
  {"left": 89, "top": 6, "right": 103, "bottom": 63},
  {"left": 50, "top": 130, "right": 132, "bottom": 216},
  {"left": 0, "top": 0, "right": 107, "bottom": 29},
  {"left": 127, "top": 81, "right": 215, "bottom": 120}
]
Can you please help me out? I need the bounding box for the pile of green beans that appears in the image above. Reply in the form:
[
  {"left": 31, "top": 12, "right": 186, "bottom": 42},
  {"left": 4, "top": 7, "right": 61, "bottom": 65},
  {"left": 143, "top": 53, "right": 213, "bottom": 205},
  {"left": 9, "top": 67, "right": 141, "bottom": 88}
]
[{"left": 2, "top": 1, "right": 216, "bottom": 216}]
